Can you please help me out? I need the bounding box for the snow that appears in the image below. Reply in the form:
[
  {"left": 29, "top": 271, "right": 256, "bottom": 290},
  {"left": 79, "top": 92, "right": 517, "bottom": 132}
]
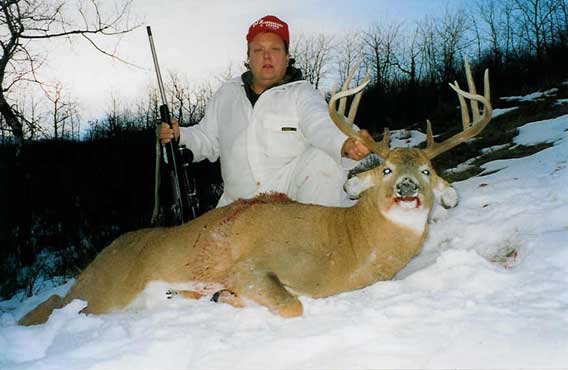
[
  {"left": 1, "top": 115, "right": 568, "bottom": 369},
  {"left": 389, "top": 128, "right": 426, "bottom": 147},
  {"left": 443, "top": 157, "right": 477, "bottom": 175},
  {"left": 513, "top": 114, "right": 568, "bottom": 145},
  {"left": 500, "top": 88, "right": 558, "bottom": 102},
  {"left": 480, "top": 143, "right": 511, "bottom": 154},
  {"left": 492, "top": 106, "right": 518, "bottom": 118}
]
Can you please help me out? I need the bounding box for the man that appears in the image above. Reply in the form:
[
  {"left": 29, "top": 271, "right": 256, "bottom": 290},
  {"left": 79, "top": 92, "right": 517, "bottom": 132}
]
[{"left": 160, "top": 15, "right": 371, "bottom": 207}]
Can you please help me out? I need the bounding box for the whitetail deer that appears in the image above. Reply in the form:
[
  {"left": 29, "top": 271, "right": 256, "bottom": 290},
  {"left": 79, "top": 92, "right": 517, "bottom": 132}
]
[{"left": 19, "top": 60, "right": 491, "bottom": 325}]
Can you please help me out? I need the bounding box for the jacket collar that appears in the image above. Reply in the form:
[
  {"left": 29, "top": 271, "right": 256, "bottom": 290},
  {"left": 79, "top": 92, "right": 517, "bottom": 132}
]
[{"left": 240, "top": 66, "right": 304, "bottom": 106}]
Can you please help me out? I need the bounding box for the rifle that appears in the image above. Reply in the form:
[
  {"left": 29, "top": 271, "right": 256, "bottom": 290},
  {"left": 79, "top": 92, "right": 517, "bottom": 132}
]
[{"left": 147, "top": 26, "right": 197, "bottom": 225}]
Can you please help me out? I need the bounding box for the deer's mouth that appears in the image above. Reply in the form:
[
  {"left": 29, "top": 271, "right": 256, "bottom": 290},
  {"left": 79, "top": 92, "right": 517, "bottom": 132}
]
[
  {"left": 393, "top": 177, "right": 422, "bottom": 209},
  {"left": 393, "top": 196, "right": 422, "bottom": 209}
]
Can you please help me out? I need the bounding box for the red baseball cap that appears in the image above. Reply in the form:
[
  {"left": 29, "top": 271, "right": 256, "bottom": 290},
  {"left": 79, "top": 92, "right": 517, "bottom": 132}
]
[{"left": 246, "top": 15, "right": 290, "bottom": 47}]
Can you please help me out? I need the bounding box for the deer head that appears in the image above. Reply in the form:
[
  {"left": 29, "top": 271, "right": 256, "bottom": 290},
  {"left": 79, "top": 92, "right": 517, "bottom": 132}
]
[{"left": 331, "top": 60, "right": 491, "bottom": 229}]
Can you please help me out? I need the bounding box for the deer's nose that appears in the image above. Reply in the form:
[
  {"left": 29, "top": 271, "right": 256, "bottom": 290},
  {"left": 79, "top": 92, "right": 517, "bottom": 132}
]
[{"left": 396, "top": 177, "right": 419, "bottom": 197}]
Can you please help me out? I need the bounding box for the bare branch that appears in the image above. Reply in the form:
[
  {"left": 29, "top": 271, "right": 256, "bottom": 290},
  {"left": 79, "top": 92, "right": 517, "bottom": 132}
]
[
  {"left": 0, "top": 0, "right": 140, "bottom": 150},
  {"left": 80, "top": 33, "right": 144, "bottom": 69}
]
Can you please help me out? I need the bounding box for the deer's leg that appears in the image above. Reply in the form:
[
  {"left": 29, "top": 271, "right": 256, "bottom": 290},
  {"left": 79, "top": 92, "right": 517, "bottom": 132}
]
[
  {"left": 226, "top": 269, "right": 303, "bottom": 318},
  {"left": 211, "top": 289, "right": 246, "bottom": 308},
  {"left": 166, "top": 289, "right": 205, "bottom": 300},
  {"left": 165, "top": 282, "right": 228, "bottom": 301}
]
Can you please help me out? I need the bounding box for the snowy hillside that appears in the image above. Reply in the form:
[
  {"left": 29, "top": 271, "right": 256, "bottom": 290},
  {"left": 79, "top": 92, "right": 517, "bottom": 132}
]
[{"left": 1, "top": 110, "right": 567, "bottom": 369}]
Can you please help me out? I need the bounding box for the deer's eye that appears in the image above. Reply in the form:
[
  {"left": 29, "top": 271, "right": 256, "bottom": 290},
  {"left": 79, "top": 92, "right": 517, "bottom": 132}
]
[
  {"left": 422, "top": 169, "right": 431, "bottom": 176},
  {"left": 383, "top": 168, "right": 392, "bottom": 176}
]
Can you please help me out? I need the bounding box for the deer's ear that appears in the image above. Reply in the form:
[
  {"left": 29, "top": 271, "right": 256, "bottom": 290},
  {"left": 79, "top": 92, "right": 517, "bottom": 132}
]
[
  {"left": 344, "top": 170, "right": 377, "bottom": 198},
  {"left": 433, "top": 177, "right": 459, "bottom": 209}
]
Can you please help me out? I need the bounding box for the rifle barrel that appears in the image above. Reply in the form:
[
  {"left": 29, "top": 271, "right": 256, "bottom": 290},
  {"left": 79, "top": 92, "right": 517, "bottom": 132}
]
[{"left": 146, "top": 26, "right": 168, "bottom": 106}]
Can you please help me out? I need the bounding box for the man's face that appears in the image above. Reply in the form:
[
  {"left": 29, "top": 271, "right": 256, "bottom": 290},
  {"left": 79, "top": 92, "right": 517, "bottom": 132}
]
[{"left": 248, "top": 32, "right": 289, "bottom": 93}]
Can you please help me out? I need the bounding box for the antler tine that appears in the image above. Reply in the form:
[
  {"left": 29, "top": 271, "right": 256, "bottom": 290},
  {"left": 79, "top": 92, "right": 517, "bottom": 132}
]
[
  {"left": 423, "top": 59, "right": 492, "bottom": 160},
  {"left": 337, "top": 65, "right": 359, "bottom": 121},
  {"left": 347, "top": 73, "right": 369, "bottom": 125},
  {"left": 484, "top": 68, "right": 491, "bottom": 103},
  {"left": 426, "top": 119, "right": 435, "bottom": 147},
  {"left": 328, "top": 66, "right": 390, "bottom": 159},
  {"left": 464, "top": 58, "right": 480, "bottom": 124},
  {"left": 453, "top": 80, "right": 471, "bottom": 130}
]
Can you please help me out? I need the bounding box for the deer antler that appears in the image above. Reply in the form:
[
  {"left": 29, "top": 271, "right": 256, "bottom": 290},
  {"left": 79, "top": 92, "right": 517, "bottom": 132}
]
[
  {"left": 328, "top": 65, "right": 390, "bottom": 159},
  {"left": 423, "top": 58, "right": 492, "bottom": 159}
]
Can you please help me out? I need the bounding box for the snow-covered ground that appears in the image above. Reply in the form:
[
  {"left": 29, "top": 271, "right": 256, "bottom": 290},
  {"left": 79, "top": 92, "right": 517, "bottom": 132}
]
[
  {"left": 493, "top": 106, "right": 518, "bottom": 118},
  {"left": 1, "top": 114, "right": 568, "bottom": 369},
  {"left": 500, "top": 88, "right": 559, "bottom": 102}
]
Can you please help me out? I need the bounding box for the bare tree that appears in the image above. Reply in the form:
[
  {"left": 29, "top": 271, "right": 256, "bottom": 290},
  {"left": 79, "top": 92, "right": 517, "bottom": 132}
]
[
  {"left": 167, "top": 71, "right": 189, "bottom": 125},
  {"left": 0, "top": 0, "right": 138, "bottom": 155},
  {"left": 291, "top": 33, "right": 334, "bottom": 89},
  {"left": 363, "top": 21, "right": 401, "bottom": 90},
  {"left": 127, "top": 76, "right": 214, "bottom": 136},
  {"left": 416, "top": 9, "right": 470, "bottom": 84},
  {"left": 437, "top": 8, "right": 470, "bottom": 83},
  {"left": 137, "top": 85, "right": 161, "bottom": 130},
  {"left": 12, "top": 89, "right": 47, "bottom": 140},
  {"left": 513, "top": 0, "right": 558, "bottom": 61},
  {"left": 165, "top": 72, "right": 216, "bottom": 127},
  {"left": 45, "top": 82, "right": 79, "bottom": 140},
  {"left": 471, "top": 15, "right": 484, "bottom": 61},
  {"left": 417, "top": 16, "right": 439, "bottom": 84},
  {"left": 335, "top": 29, "right": 366, "bottom": 88},
  {"left": 553, "top": 0, "right": 568, "bottom": 41},
  {"left": 188, "top": 81, "right": 214, "bottom": 125},
  {"left": 67, "top": 103, "right": 81, "bottom": 140},
  {"left": 105, "top": 93, "right": 124, "bottom": 136},
  {"left": 500, "top": 0, "right": 519, "bottom": 61},
  {"left": 392, "top": 23, "right": 423, "bottom": 87},
  {"left": 475, "top": 0, "right": 504, "bottom": 64}
]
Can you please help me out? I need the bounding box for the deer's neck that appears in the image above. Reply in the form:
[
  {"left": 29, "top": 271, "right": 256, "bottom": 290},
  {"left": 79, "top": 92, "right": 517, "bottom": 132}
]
[{"left": 342, "top": 195, "right": 429, "bottom": 283}]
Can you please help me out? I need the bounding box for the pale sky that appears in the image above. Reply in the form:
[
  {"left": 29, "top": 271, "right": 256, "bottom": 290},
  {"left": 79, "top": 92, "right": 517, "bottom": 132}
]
[{"left": 38, "top": 0, "right": 468, "bottom": 122}]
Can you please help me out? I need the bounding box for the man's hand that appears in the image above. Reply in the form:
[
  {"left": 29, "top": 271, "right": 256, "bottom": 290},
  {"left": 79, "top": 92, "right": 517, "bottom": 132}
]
[
  {"left": 341, "top": 129, "right": 372, "bottom": 161},
  {"left": 159, "top": 118, "right": 180, "bottom": 144}
]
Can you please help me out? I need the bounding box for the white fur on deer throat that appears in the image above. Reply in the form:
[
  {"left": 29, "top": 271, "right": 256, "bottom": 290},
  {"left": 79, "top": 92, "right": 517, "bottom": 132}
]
[{"left": 383, "top": 204, "right": 429, "bottom": 234}]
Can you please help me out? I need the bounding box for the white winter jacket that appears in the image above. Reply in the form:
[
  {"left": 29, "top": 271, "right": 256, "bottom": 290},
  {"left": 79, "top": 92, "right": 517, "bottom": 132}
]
[{"left": 179, "top": 76, "right": 350, "bottom": 207}]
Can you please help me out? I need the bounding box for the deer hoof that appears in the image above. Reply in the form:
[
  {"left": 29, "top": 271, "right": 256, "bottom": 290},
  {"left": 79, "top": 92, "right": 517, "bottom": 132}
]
[
  {"left": 211, "top": 289, "right": 245, "bottom": 308},
  {"left": 277, "top": 300, "right": 303, "bottom": 318}
]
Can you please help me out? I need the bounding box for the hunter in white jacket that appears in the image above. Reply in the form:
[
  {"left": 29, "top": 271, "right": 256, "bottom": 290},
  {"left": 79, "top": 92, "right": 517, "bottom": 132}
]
[
  {"left": 161, "top": 15, "right": 371, "bottom": 208},
  {"left": 179, "top": 72, "right": 355, "bottom": 207}
]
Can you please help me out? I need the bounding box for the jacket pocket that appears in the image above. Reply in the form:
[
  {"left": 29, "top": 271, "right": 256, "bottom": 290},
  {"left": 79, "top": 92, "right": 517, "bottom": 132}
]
[{"left": 260, "top": 114, "right": 306, "bottom": 157}]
